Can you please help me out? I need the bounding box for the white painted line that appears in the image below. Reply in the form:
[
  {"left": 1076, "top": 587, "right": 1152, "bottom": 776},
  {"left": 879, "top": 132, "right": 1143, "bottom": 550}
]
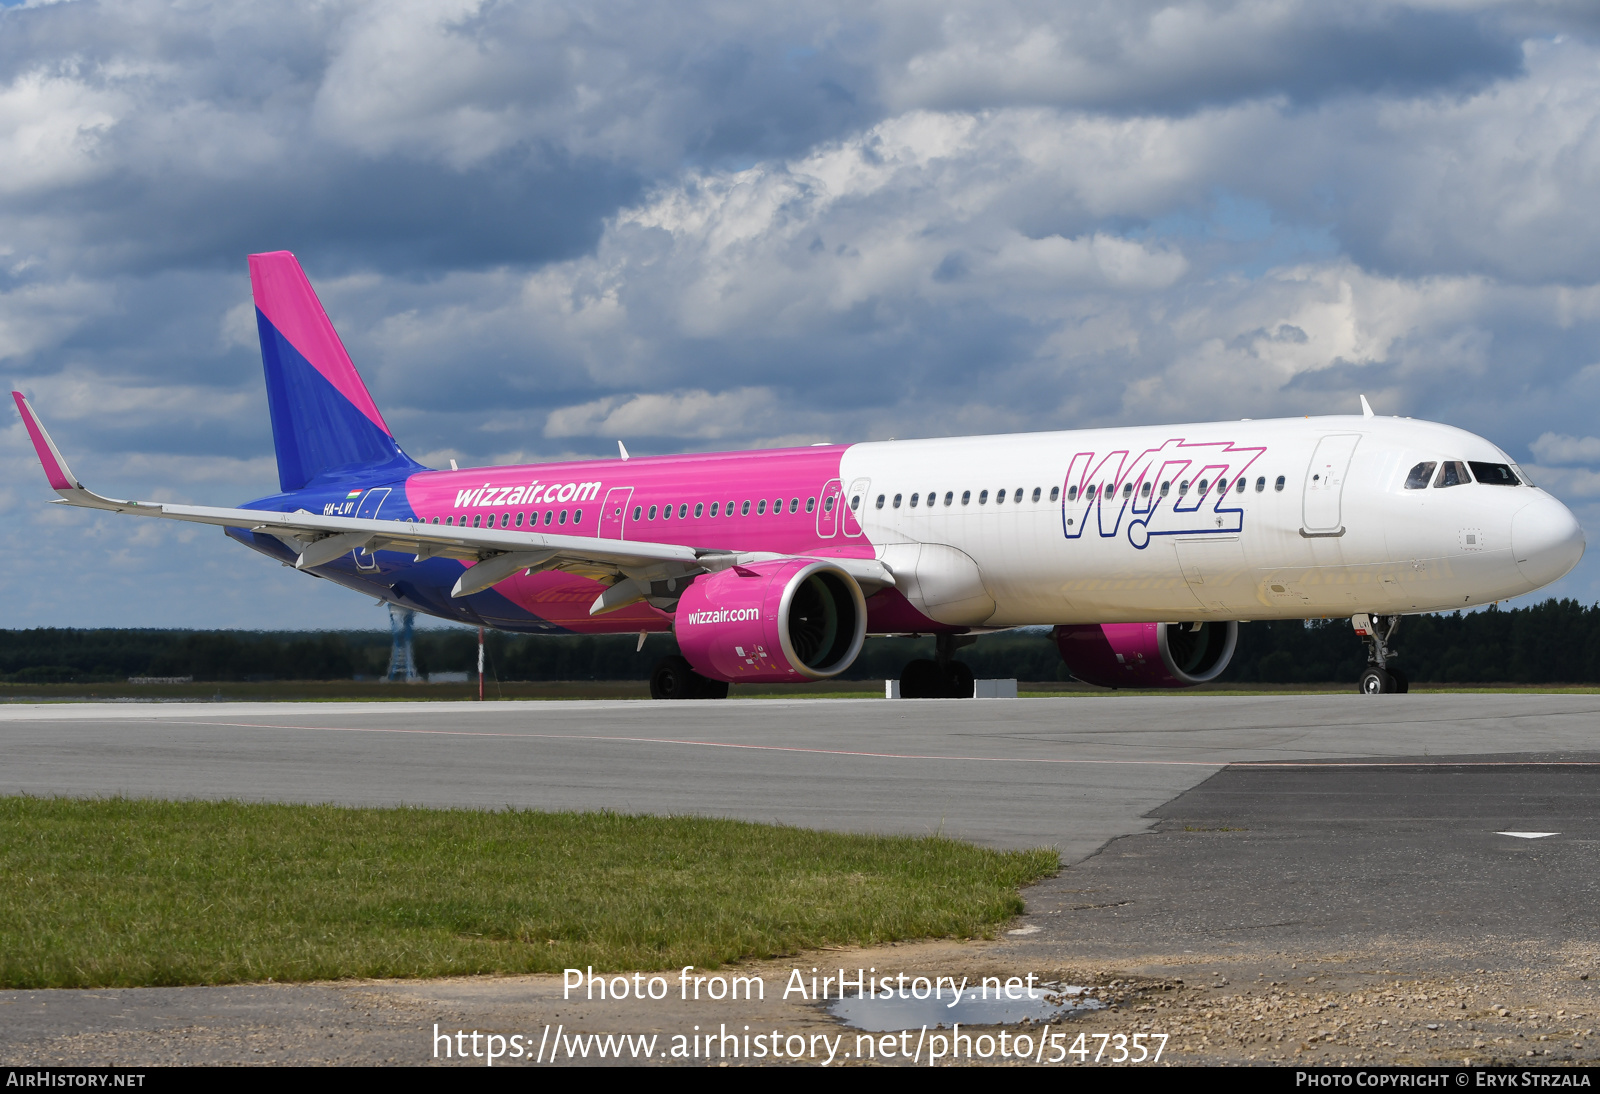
[
  {"left": 1007, "top": 925, "right": 1042, "bottom": 936},
  {"left": 1496, "top": 831, "right": 1559, "bottom": 839}
]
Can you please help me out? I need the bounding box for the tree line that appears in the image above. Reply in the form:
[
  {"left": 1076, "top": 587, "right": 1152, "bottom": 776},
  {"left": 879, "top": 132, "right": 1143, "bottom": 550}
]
[{"left": 1, "top": 597, "right": 1596, "bottom": 684}]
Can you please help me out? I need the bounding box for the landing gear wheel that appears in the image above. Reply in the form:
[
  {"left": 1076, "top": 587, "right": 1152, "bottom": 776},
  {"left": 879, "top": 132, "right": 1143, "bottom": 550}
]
[
  {"left": 650, "top": 655, "right": 727, "bottom": 699},
  {"left": 900, "top": 659, "right": 941, "bottom": 699},
  {"left": 1358, "top": 667, "right": 1396, "bottom": 695},
  {"left": 943, "top": 661, "right": 975, "bottom": 699},
  {"left": 1388, "top": 667, "right": 1409, "bottom": 694}
]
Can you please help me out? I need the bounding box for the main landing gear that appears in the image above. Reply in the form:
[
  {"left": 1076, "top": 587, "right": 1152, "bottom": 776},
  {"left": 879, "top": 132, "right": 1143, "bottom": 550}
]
[
  {"left": 649, "top": 655, "right": 729, "bottom": 700},
  {"left": 899, "top": 634, "right": 977, "bottom": 699},
  {"left": 1352, "top": 613, "right": 1408, "bottom": 694}
]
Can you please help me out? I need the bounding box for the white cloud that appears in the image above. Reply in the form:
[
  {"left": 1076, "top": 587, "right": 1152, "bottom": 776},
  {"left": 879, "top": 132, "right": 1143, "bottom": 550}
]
[
  {"left": 545, "top": 388, "right": 783, "bottom": 441},
  {"left": 1531, "top": 433, "right": 1600, "bottom": 465},
  {"left": 0, "top": 69, "right": 123, "bottom": 197}
]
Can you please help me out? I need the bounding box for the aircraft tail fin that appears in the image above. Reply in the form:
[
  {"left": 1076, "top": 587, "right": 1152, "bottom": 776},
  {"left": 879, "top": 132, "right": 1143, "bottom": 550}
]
[{"left": 249, "top": 251, "right": 420, "bottom": 492}]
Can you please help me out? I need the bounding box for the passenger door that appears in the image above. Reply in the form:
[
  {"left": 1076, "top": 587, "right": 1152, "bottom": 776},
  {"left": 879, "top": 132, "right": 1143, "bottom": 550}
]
[
  {"left": 1302, "top": 434, "right": 1360, "bottom": 535},
  {"left": 843, "top": 477, "right": 871, "bottom": 538},
  {"left": 598, "top": 487, "right": 632, "bottom": 540},
  {"left": 815, "top": 478, "right": 842, "bottom": 538},
  {"left": 352, "top": 487, "right": 391, "bottom": 570}
]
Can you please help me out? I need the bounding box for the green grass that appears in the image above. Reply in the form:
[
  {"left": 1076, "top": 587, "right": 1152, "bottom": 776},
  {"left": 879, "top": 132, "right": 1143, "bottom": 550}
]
[{"left": 0, "top": 797, "right": 1060, "bottom": 989}]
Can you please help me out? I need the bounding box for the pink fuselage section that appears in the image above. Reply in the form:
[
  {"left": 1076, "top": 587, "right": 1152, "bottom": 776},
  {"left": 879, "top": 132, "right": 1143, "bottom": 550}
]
[{"left": 397, "top": 444, "right": 930, "bottom": 634}]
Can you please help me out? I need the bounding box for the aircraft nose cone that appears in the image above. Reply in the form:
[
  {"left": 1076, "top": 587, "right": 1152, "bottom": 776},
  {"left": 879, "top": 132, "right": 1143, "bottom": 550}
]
[{"left": 1512, "top": 496, "right": 1586, "bottom": 589}]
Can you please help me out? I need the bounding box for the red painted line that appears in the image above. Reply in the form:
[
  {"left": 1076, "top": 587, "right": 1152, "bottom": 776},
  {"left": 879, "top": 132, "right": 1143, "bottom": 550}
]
[{"left": 156, "top": 720, "right": 1600, "bottom": 769}]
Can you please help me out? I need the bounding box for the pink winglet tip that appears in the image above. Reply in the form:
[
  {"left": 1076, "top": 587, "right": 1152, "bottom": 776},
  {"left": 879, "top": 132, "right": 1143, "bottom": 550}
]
[
  {"left": 11, "top": 391, "right": 75, "bottom": 491},
  {"left": 247, "top": 251, "right": 392, "bottom": 436}
]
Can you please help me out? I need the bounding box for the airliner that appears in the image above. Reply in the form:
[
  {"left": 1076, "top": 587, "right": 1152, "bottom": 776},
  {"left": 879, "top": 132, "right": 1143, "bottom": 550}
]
[{"left": 12, "top": 252, "right": 1586, "bottom": 698}]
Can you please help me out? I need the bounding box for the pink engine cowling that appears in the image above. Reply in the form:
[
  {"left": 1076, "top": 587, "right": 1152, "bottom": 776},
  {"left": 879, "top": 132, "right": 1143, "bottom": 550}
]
[
  {"left": 1053, "top": 621, "right": 1238, "bottom": 688},
  {"left": 675, "top": 559, "right": 868, "bottom": 684}
]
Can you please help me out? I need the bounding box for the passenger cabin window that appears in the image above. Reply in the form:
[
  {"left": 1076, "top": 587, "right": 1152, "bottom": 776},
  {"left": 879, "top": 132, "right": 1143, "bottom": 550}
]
[
  {"left": 742, "top": 500, "right": 751, "bottom": 515},
  {"left": 1122, "top": 483, "right": 1133, "bottom": 498},
  {"left": 446, "top": 516, "right": 454, "bottom": 525},
  {"left": 573, "top": 510, "right": 582, "bottom": 524},
  {"left": 1032, "top": 487, "right": 1041, "bottom": 502},
  {"left": 648, "top": 505, "right": 658, "bottom": 519},
  {"left": 1085, "top": 485, "right": 1096, "bottom": 500},
  {"left": 559, "top": 511, "right": 568, "bottom": 525},
  {"left": 632, "top": 506, "right": 642, "bottom": 520},
  {"left": 994, "top": 488, "right": 1004, "bottom": 504},
  {"left": 910, "top": 492, "right": 920, "bottom": 507},
  {"left": 679, "top": 504, "right": 688, "bottom": 518},
  {"left": 758, "top": 500, "right": 767, "bottom": 515},
  {"left": 1049, "top": 486, "right": 1060, "bottom": 501},
  {"left": 1179, "top": 481, "right": 1189, "bottom": 496},
  {"left": 1161, "top": 481, "right": 1171, "bottom": 497},
  {"left": 1469, "top": 462, "right": 1519, "bottom": 486},
  {"left": 1435, "top": 460, "right": 1470, "bottom": 488},
  {"left": 710, "top": 502, "right": 719, "bottom": 517},
  {"left": 823, "top": 496, "right": 833, "bottom": 512},
  {"left": 1141, "top": 482, "right": 1151, "bottom": 498},
  {"left": 944, "top": 491, "right": 954, "bottom": 506},
  {"left": 694, "top": 502, "right": 704, "bottom": 518},
  {"left": 961, "top": 490, "right": 971, "bottom": 505},
  {"left": 850, "top": 495, "right": 861, "bottom": 510},
  {"left": 978, "top": 490, "right": 989, "bottom": 504},
  {"left": 806, "top": 497, "right": 816, "bottom": 512},
  {"left": 1274, "top": 475, "right": 1286, "bottom": 491},
  {"left": 1404, "top": 462, "right": 1436, "bottom": 490},
  {"left": 892, "top": 493, "right": 902, "bottom": 508},
  {"left": 1068, "top": 485, "right": 1079, "bottom": 501},
  {"left": 515, "top": 513, "right": 524, "bottom": 527},
  {"left": 1255, "top": 476, "right": 1265, "bottom": 492}
]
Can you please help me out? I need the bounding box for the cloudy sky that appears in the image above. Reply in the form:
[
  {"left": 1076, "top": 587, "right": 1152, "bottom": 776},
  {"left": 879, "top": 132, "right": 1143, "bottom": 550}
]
[{"left": 5, "top": 0, "right": 1600, "bottom": 628}]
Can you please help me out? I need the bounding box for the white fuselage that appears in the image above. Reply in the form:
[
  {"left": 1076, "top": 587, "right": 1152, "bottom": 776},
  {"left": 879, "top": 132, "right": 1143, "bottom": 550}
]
[{"left": 840, "top": 415, "right": 1584, "bottom": 627}]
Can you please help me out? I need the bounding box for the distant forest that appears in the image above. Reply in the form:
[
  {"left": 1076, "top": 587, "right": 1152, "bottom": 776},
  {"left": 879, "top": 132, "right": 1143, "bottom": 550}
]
[{"left": 2, "top": 598, "right": 1597, "bottom": 685}]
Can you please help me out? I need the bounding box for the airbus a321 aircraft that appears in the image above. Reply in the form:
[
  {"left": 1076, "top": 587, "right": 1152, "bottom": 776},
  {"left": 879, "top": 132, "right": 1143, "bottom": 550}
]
[{"left": 12, "top": 252, "right": 1587, "bottom": 698}]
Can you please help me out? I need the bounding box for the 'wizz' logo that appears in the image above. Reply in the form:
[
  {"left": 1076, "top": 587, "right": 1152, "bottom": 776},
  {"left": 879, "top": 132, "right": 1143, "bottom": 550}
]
[{"left": 1062, "top": 438, "right": 1267, "bottom": 549}]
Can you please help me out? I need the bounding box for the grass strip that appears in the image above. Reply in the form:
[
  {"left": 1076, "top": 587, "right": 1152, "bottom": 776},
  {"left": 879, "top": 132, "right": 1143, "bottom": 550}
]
[{"left": 0, "top": 797, "right": 1059, "bottom": 989}]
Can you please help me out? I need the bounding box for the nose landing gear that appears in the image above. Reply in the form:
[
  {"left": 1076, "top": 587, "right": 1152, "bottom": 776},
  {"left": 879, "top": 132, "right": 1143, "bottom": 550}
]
[{"left": 1353, "top": 613, "right": 1408, "bottom": 694}]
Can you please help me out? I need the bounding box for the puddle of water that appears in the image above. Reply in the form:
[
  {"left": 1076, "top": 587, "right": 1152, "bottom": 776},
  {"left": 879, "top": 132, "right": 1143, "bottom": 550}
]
[{"left": 827, "top": 983, "right": 1106, "bottom": 1032}]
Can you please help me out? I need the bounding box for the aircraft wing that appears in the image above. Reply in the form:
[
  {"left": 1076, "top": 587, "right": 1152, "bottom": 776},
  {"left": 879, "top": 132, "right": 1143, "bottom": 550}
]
[{"left": 12, "top": 392, "right": 893, "bottom": 608}]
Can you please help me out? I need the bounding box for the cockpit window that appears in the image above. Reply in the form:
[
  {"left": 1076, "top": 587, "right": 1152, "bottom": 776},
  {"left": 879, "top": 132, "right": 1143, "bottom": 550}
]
[
  {"left": 1404, "top": 461, "right": 1436, "bottom": 490},
  {"left": 1468, "top": 461, "right": 1520, "bottom": 486},
  {"left": 1435, "top": 460, "right": 1470, "bottom": 488}
]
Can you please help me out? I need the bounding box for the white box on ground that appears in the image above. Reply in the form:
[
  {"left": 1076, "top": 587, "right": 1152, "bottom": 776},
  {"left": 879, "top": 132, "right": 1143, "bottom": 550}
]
[
  {"left": 885, "top": 678, "right": 1016, "bottom": 698},
  {"left": 974, "top": 678, "right": 1018, "bottom": 698}
]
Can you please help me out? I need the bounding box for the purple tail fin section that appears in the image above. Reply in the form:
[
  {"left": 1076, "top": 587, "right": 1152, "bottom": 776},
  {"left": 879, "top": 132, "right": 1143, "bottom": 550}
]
[{"left": 249, "top": 251, "right": 419, "bottom": 492}]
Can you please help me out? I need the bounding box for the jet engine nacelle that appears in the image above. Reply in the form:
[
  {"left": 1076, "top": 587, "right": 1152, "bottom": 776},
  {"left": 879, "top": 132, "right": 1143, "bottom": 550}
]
[
  {"left": 1053, "top": 621, "right": 1238, "bottom": 689},
  {"left": 676, "top": 559, "right": 867, "bottom": 684}
]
